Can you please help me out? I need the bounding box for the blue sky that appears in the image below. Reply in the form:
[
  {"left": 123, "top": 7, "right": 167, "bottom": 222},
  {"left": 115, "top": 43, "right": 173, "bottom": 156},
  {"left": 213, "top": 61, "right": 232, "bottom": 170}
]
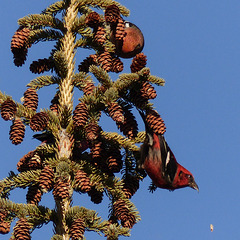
[{"left": 1, "top": 0, "right": 240, "bottom": 239}]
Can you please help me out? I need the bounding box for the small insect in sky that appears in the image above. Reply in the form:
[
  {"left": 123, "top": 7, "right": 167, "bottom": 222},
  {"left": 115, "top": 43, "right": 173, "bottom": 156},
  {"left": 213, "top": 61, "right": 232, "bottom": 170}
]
[{"left": 210, "top": 224, "right": 214, "bottom": 232}]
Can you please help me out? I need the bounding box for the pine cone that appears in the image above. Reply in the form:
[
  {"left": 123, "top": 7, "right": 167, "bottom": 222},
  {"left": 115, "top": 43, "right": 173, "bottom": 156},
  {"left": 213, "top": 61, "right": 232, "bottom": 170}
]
[
  {"left": 70, "top": 218, "right": 85, "bottom": 240},
  {"left": 146, "top": 109, "right": 166, "bottom": 135},
  {"left": 123, "top": 175, "right": 139, "bottom": 199},
  {"left": 0, "top": 221, "right": 11, "bottom": 234},
  {"left": 30, "top": 112, "right": 49, "bottom": 131},
  {"left": 94, "top": 26, "right": 106, "bottom": 45},
  {"left": 85, "top": 12, "right": 101, "bottom": 29},
  {"left": 113, "top": 200, "right": 129, "bottom": 222},
  {"left": 118, "top": 107, "right": 138, "bottom": 139},
  {"left": 130, "top": 53, "right": 147, "bottom": 73},
  {"left": 85, "top": 121, "right": 100, "bottom": 141},
  {"left": 98, "top": 52, "right": 112, "bottom": 72},
  {"left": 23, "top": 88, "right": 38, "bottom": 111},
  {"left": 107, "top": 102, "right": 124, "bottom": 123},
  {"left": 11, "top": 27, "right": 30, "bottom": 67},
  {"left": 9, "top": 118, "right": 25, "bottom": 145},
  {"left": 0, "top": 211, "right": 7, "bottom": 221},
  {"left": 53, "top": 177, "right": 70, "bottom": 201},
  {"left": 121, "top": 213, "right": 136, "bottom": 229},
  {"left": 26, "top": 185, "right": 42, "bottom": 205},
  {"left": 113, "top": 200, "right": 136, "bottom": 228},
  {"left": 11, "top": 27, "right": 30, "bottom": 50},
  {"left": 73, "top": 102, "right": 88, "bottom": 128},
  {"left": 105, "top": 5, "right": 121, "bottom": 25},
  {"left": 78, "top": 54, "right": 98, "bottom": 73},
  {"left": 28, "top": 152, "right": 42, "bottom": 169},
  {"left": 140, "top": 82, "right": 157, "bottom": 100},
  {"left": 39, "top": 166, "right": 54, "bottom": 192},
  {"left": 83, "top": 80, "right": 95, "bottom": 95},
  {"left": 1, "top": 99, "right": 17, "bottom": 121},
  {"left": 75, "top": 170, "right": 91, "bottom": 193},
  {"left": 106, "top": 146, "right": 122, "bottom": 173},
  {"left": 30, "top": 58, "right": 54, "bottom": 74},
  {"left": 111, "top": 57, "right": 123, "bottom": 73},
  {"left": 13, "top": 218, "right": 31, "bottom": 240},
  {"left": 115, "top": 17, "right": 125, "bottom": 41},
  {"left": 88, "top": 187, "right": 103, "bottom": 204},
  {"left": 50, "top": 93, "right": 59, "bottom": 114},
  {"left": 17, "top": 151, "right": 35, "bottom": 172},
  {"left": 90, "top": 141, "right": 102, "bottom": 160}
]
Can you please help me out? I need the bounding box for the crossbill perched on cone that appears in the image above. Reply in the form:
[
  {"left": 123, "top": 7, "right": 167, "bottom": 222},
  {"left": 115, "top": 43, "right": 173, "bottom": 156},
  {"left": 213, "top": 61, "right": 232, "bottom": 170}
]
[
  {"left": 138, "top": 111, "right": 199, "bottom": 191},
  {"left": 114, "top": 21, "right": 144, "bottom": 59}
]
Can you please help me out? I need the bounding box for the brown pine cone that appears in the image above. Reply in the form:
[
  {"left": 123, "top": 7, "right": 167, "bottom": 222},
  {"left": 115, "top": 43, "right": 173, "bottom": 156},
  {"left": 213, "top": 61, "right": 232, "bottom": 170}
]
[
  {"left": 106, "top": 146, "right": 122, "bottom": 173},
  {"left": 53, "top": 177, "right": 70, "bottom": 201},
  {"left": 11, "top": 27, "right": 30, "bottom": 67},
  {"left": 70, "top": 218, "right": 85, "bottom": 240},
  {"left": 13, "top": 218, "right": 31, "bottom": 240},
  {"left": 1, "top": 99, "right": 17, "bottom": 121},
  {"left": 50, "top": 93, "right": 59, "bottom": 114},
  {"left": 83, "top": 80, "right": 95, "bottom": 95},
  {"left": 73, "top": 102, "right": 88, "bottom": 128},
  {"left": 94, "top": 26, "right": 106, "bottom": 45},
  {"left": 0, "top": 211, "right": 8, "bottom": 221},
  {"left": 28, "top": 152, "right": 42, "bottom": 169},
  {"left": 30, "top": 112, "right": 49, "bottom": 131},
  {"left": 85, "top": 121, "right": 100, "bottom": 141},
  {"left": 111, "top": 57, "right": 123, "bottom": 73},
  {"left": 0, "top": 221, "right": 11, "bottom": 234},
  {"left": 105, "top": 5, "right": 121, "bottom": 25},
  {"left": 113, "top": 199, "right": 129, "bottom": 222},
  {"left": 130, "top": 53, "right": 147, "bottom": 73},
  {"left": 11, "top": 27, "right": 30, "bottom": 50},
  {"left": 140, "top": 82, "right": 157, "bottom": 100},
  {"left": 17, "top": 151, "right": 35, "bottom": 172},
  {"left": 145, "top": 109, "right": 166, "bottom": 135},
  {"left": 23, "top": 88, "right": 38, "bottom": 111},
  {"left": 26, "top": 185, "right": 42, "bottom": 205},
  {"left": 107, "top": 102, "right": 124, "bottom": 123},
  {"left": 118, "top": 107, "right": 138, "bottom": 139},
  {"left": 98, "top": 52, "right": 112, "bottom": 72},
  {"left": 39, "top": 166, "right": 54, "bottom": 192},
  {"left": 123, "top": 175, "right": 139, "bottom": 199},
  {"left": 75, "top": 170, "right": 91, "bottom": 193},
  {"left": 121, "top": 213, "right": 136, "bottom": 229},
  {"left": 85, "top": 12, "right": 101, "bottom": 29},
  {"left": 30, "top": 58, "right": 54, "bottom": 74},
  {"left": 9, "top": 118, "right": 25, "bottom": 145},
  {"left": 115, "top": 17, "right": 125, "bottom": 41},
  {"left": 90, "top": 141, "right": 102, "bottom": 160},
  {"left": 78, "top": 54, "right": 98, "bottom": 73},
  {"left": 88, "top": 187, "right": 103, "bottom": 204}
]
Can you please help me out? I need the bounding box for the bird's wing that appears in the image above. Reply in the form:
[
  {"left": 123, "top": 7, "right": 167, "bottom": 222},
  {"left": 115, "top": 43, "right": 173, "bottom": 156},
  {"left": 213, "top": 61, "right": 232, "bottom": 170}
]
[{"left": 159, "top": 135, "right": 178, "bottom": 183}]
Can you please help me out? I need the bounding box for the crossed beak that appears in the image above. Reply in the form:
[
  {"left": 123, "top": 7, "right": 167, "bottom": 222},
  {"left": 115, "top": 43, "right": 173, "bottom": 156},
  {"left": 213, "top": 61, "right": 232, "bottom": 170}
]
[{"left": 190, "top": 179, "right": 199, "bottom": 192}]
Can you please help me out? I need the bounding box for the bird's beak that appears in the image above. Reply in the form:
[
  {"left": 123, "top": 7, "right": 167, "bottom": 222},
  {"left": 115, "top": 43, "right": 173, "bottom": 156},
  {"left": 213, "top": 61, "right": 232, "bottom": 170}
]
[{"left": 190, "top": 179, "right": 199, "bottom": 192}]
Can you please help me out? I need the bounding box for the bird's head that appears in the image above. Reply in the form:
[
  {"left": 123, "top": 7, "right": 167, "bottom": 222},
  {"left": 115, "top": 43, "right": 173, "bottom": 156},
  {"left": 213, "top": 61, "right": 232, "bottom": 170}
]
[{"left": 173, "top": 165, "right": 199, "bottom": 191}]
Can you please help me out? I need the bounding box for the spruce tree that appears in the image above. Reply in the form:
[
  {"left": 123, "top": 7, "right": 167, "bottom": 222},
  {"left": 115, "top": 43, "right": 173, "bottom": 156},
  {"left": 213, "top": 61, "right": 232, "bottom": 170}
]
[{"left": 0, "top": 1, "right": 165, "bottom": 239}]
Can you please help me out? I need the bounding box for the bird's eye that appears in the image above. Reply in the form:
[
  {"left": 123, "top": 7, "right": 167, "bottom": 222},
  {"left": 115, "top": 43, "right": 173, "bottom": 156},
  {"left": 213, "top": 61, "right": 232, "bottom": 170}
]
[{"left": 187, "top": 174, "right": 192, "bottom": 179}]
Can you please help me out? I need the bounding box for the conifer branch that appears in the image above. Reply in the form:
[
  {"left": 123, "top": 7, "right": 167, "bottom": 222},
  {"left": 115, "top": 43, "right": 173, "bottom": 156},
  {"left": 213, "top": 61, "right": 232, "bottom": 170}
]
[
  {"left": 0, "top": 170, "right": 41, "bottom": 194},
  {"left": 27, "top": 76, "right": 60, "bottom": 90},
  {"left": 18, "top": 14, "right": 65, "bottom": 31}
]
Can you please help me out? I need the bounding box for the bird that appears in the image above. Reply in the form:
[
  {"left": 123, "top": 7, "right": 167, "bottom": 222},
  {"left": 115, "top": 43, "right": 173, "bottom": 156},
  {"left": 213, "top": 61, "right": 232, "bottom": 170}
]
[
  {"left": 115, "top": 21, "right": 144, "bottom": 59},
  {"left": 138, "top": 112, "right": 199, "bottom": 191}
]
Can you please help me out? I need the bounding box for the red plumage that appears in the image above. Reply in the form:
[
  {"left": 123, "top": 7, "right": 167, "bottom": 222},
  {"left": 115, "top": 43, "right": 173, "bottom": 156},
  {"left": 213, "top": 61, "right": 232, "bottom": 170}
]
[{"left": 139, "top": 114, "right": 198, "bottom": 191}]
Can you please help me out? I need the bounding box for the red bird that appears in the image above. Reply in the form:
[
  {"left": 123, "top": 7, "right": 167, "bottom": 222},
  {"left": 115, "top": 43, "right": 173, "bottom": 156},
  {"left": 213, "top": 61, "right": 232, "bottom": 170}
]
[
  {"left": 139, "top": 117, "right": 198, "bottom": 191},
  {"left": 116, "top": 21, "right": 144, "bottom": 59}
]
